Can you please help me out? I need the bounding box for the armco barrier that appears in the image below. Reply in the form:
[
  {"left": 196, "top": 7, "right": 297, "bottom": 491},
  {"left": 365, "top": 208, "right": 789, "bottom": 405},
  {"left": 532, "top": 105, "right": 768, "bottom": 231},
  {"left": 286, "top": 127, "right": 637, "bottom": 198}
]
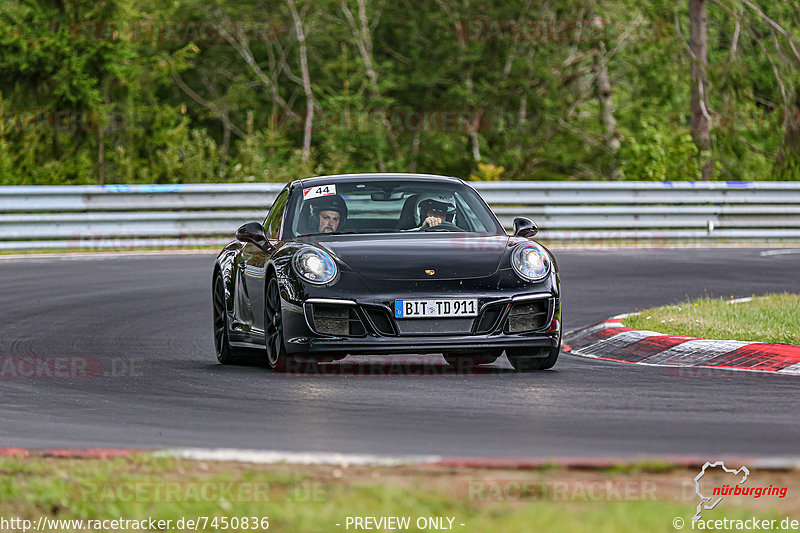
[{"left": 1, "top": 181, "right": 799, "bottom": 250}]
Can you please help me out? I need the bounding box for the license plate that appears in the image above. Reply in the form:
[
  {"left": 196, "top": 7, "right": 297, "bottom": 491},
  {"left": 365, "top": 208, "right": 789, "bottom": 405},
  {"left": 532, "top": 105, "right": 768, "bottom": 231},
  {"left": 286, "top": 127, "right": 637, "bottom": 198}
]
[{"left": 394, "top": 299, "right": 478, "bottom": 318}]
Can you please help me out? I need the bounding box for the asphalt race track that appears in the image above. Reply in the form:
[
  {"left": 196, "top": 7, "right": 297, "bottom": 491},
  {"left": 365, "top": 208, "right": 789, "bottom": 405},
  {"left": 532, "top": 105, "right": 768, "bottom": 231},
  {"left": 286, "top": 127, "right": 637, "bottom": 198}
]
[{"left": 0, "top": 248, "right": 798, "bottom": 457}]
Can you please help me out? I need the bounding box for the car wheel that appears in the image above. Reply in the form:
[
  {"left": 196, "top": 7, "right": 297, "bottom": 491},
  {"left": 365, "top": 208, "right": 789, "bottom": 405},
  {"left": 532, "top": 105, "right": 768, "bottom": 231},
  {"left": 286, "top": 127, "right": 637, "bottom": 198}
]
[
  {"left": 506, "top": 346, "right": 560, "bottom": 372},
  {"left": 443, "top": 350, "right": 500, "bottom": 370},
  {"left": 265, "top": 277, "right": 294, "bottom": 372},
  {"left": 213, "top": 274, "right": 238, "bottom": 364}
]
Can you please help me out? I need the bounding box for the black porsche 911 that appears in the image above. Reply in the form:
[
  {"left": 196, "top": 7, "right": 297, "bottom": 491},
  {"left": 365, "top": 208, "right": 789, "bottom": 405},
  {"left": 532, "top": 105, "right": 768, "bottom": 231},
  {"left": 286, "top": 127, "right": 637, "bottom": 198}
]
[{"left": 212, "top": 173, "right": 561, "bottom": 372}]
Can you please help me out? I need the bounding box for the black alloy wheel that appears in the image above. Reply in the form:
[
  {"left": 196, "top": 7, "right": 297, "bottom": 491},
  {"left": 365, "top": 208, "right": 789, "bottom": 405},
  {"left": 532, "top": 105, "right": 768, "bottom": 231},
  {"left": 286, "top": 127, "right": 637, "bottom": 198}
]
[
  {"left": 213, "top": 274, "right": 236, "bottom": 364},
  {"left": 265, "top": 277, "right": 293, "bottom": 372},
  {"left": 443, "top": 350, "right": 501, "bottom": 370},
  {"left": 506, "top": 346, "right": 560, "bottom": 372}
]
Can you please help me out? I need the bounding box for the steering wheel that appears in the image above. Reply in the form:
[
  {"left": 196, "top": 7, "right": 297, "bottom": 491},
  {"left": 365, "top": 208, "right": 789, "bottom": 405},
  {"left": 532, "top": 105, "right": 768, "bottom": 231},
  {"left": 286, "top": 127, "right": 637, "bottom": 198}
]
[{"left": 422, "top": 221, "right": 462, "bottom": 232}]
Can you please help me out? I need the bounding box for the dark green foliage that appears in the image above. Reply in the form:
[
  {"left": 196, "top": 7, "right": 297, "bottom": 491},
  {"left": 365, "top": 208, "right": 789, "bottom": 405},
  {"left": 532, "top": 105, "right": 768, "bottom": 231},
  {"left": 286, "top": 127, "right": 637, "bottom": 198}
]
[{"left": 0, "top": 0, "right": 798, "bottom": 184}]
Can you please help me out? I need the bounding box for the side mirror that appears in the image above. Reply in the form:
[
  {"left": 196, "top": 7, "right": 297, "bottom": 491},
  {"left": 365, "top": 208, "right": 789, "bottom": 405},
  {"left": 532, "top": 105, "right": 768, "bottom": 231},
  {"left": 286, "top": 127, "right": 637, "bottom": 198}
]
[
  {"left": 236, "top": 222, "right": 270, "bottom": 251},
  {"left": 513, "top": 217, "right": 538, "bottom": 238}
]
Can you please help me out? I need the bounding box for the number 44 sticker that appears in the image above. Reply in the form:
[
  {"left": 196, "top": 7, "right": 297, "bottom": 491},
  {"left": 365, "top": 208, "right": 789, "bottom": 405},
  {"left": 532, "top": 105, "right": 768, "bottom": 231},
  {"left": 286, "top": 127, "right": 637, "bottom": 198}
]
[{"left": 303, "top": 185, "right": 336, "bottom": 200}]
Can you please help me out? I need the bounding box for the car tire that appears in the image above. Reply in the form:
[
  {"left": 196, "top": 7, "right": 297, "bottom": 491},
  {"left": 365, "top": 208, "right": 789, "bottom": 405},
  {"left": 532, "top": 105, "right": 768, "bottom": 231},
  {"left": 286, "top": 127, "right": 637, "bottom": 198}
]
[
  {"left": 443, "top": 350, "right": 500, "bottom": 370},
  {"left": 506, "top": 346, "right": 560, "bottom": 372},
  {"left": 265, "top": 276, "right": 295, "bottom": 373},
  {"left": 213, "top": 274, "right": 244, "bottom": 364}
]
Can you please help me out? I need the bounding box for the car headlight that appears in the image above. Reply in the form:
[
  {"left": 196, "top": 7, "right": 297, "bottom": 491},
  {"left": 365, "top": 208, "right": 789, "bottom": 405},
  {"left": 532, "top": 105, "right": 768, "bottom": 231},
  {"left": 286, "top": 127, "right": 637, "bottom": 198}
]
[
  {"left": 293, "top": 247, "right": 338, "bottom": 285},
  {"left": 511, "top": 243, "right": 551, "bottom": 282}
]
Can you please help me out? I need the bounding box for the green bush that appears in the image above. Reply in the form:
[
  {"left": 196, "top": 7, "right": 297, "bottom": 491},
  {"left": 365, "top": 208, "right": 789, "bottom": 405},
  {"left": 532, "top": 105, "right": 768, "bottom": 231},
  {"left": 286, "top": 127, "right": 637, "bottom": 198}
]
[{"left": 619, "top": 120, "right": 702, "bottom": 180}]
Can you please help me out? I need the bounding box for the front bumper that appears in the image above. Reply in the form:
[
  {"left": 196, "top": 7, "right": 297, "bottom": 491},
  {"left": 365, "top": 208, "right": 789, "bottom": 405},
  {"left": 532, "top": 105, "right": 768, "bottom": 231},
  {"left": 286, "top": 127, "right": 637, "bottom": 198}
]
[
  {"left": 286, "top": 331, "right": 560, "bottom": 357},
  {"left": 281, "top": 286, "right": 561, "bottom": 357}
]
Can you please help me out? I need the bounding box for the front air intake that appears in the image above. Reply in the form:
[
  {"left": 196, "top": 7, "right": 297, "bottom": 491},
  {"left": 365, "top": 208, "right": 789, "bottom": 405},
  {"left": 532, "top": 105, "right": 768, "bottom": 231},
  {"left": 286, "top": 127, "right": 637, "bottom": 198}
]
[
  {"left": 474, "top": 303, "right": 504, "bottom": 334},
  {"left": 363, "top": 307, "right": 397, "bottom": 336},
  {"left": 504, "top": 298, "right": 550, "bottom": 333},
  {"left": 308, "top": 303, "right": 366, "bottom": 337}
]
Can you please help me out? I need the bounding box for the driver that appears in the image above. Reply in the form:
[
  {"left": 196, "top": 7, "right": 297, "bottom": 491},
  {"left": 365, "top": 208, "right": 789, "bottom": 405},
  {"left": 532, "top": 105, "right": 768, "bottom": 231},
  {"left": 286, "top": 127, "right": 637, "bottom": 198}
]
[
  {"left": 311, "top": 195, "right": 347, "bottom": 233},
  {"left": 417, "top": 199, "right": 453, "bottom": 229}
]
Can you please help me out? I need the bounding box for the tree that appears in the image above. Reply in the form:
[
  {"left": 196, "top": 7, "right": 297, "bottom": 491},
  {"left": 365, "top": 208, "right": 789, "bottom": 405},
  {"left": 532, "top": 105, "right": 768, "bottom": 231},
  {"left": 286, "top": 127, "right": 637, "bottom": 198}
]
[{"left": 689, "top": 0, "right": 714, "bottom": 179}]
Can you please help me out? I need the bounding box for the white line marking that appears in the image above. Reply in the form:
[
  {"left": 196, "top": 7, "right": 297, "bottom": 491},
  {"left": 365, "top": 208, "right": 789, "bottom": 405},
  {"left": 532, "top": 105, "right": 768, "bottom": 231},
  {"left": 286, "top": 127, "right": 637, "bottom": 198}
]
[
  {"left": 153, "top": 448, "right": 800, "bottom": 469},
  {"left": 760, "top": 249, "right": 800, "bottom": 256},
  {"left": 750, "top": 457, "right": 800, "bottom": 469},
  {"left": 160, "top": 448, "right": 443, "bottom": 466},
  {"left": 727, "top": 297, "right": 753, "bottom": 305},
  {"left": 778, "top": 363, "right": 800, "bottom": 375},
  {"left": 563, "top": 321, "right": 626, "bottom": 339},
  {"left": 611, "top": 312, "right": 640, "bottom": 319}
]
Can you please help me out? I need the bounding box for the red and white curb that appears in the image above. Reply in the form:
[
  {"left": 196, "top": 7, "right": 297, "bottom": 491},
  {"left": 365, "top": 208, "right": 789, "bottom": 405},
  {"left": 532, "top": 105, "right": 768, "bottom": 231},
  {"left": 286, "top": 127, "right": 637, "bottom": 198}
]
[
  {"left": 563, "top": 314, "right": 800, "bottom": 375},
  {"left": 2, "top": 447, "right": 799, "bottom": 470}
]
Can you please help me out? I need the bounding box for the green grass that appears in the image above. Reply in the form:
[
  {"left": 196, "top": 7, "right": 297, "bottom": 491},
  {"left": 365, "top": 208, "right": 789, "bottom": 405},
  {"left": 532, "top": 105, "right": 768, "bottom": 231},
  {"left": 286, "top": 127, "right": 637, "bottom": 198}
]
[
  {"left": 1, "top": 455, "right": 790, "bottom": 533},
  {"left": 623, "top": 293, "right": 800, "bottom": 344}
]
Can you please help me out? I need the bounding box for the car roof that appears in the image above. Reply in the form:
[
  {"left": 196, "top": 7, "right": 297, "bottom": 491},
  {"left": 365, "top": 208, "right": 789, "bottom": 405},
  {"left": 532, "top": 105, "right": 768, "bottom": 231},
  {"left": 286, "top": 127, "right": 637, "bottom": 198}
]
[{"left": 295, "top": 173, "right": 464, "bottom": 188}]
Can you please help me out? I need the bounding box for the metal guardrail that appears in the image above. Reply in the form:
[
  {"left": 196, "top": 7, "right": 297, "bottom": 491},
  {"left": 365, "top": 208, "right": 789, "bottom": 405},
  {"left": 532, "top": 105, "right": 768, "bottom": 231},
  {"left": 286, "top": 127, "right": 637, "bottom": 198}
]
[{"left": 1, "top": 181, "right": 799, "bottom": 250}]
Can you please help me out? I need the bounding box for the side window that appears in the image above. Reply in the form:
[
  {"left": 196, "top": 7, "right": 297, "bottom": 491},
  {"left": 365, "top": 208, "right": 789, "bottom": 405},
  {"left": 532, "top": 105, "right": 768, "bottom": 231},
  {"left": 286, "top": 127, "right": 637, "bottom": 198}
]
[
  {"left": 454, "top": 192, "right": 486, "bottom": 232},
  {"left": 264, "top": 190, "right": 289, "bottom": 240}
]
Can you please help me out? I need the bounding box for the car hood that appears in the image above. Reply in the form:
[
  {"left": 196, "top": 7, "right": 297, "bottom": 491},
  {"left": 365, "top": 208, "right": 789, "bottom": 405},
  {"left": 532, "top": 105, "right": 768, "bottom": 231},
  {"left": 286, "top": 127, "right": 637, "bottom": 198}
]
[{"left": 314, "top": 233, "right": 510, "bottom": 281}]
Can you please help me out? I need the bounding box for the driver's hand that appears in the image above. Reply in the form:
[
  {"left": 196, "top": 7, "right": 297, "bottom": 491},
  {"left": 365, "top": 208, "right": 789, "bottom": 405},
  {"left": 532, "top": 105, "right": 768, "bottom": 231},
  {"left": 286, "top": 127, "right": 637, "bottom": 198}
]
[{"left": 421, "top": 215, "right": 443, "bottom": 228}]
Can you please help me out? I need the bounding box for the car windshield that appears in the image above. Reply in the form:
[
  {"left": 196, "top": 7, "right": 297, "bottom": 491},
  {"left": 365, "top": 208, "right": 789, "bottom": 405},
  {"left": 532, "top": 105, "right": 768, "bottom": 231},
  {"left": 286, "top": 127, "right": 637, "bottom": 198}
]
[{"left": 285, "top": 179, "right": 503, "bottom": 238}]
